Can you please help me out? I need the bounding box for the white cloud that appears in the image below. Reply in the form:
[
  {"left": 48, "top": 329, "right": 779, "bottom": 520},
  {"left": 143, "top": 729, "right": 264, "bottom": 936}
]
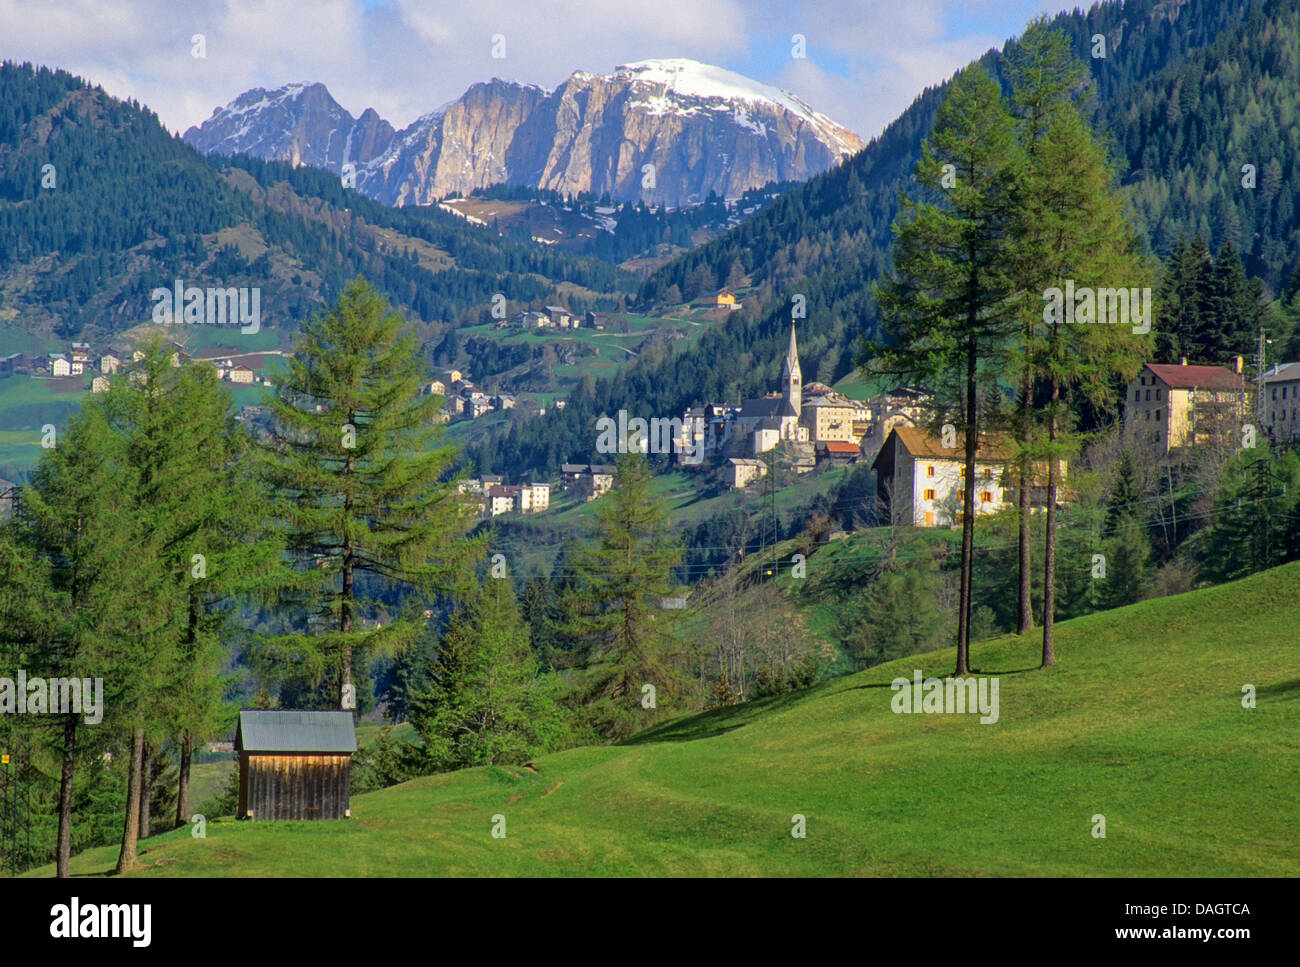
[{"left": 0, "top": 0, "right": 1081, "bottom": 141}]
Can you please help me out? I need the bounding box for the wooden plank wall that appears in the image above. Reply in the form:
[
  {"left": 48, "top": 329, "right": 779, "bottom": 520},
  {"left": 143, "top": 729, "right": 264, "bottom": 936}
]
[{"left": 242, "top": 754, "right": 351, "bottom": 820}]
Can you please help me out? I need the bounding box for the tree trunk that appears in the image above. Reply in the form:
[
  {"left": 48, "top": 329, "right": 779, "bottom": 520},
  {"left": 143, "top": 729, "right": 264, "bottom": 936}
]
[
  {"left": 1017, "top": 372, "right": 1034, "bottom": 634},
  {"left": 116, "top": 727, "right": 145, "bottom": 874},
  {"left": 956, "top": 341, "right": 978, "bottom": 676},
  {"left": 175, "top": 733, "right": 193, "bottom": 829},
  {"left": 341, "top": 443, "right": 354, "bottom": 711},
  {"left": 138, "top": 741, "right": 152, "bottom": 840},
  {"left": 1018, "top": 466, "right": 1033, "bottom": 633},
  {"left": 341, "top": 549, "right": 353, "bottom": 710},
  {"left": 1041, "top": 380, "right": 1061, "bottom": 668},
  {"left": 55, "top": 714, "right": 77, "bottom": 879}
]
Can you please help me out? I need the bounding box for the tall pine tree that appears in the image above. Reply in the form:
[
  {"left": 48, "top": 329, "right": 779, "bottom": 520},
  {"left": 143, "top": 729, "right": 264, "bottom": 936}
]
[
  {"left": 258, "top": 278, "right": 483, "bottom": 709},
  {"left": 867, "top": 64, "right": 1022, "bottom": 675}
]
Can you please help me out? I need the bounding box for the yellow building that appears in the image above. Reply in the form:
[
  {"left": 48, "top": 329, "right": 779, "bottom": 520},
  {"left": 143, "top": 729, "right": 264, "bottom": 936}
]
[
  {"left": 1125, "top": 360, "right": 1245, "bottom": 453},
  {"left": 801, "top": 398, "right": 871, "bottom": 444},
  {"left": 696, "top": 289, "right": 737, "bottom": 309}
]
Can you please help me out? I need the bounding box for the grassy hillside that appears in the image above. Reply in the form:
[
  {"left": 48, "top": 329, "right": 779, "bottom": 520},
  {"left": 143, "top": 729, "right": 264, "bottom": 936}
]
[{"left": 40, "top": 561, "right": 1300, "bottom": 877}]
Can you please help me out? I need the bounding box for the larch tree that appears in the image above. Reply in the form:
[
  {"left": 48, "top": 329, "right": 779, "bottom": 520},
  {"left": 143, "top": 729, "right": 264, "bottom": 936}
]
[
  {"left": 1020, "top": 103, "right": 1151, "bottom": 666},
  {"left": 257, "top": 278, "right": 483, "bottom": 710},
  {"left": 1004, "top": 19, "right": 1087, "bottom": 637},
  {"left": 866, "top": 64, "right": 1023, "bottom": 675},
  {"left": 103, "top": 337, "right": 282, "bottom": 832},
  {"left": 2, "top": 402, "right": 167, "bottom": 876}
]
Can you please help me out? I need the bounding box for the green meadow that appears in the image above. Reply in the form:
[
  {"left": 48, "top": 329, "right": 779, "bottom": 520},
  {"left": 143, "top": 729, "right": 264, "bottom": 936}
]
[{"left": 40, "top": 560, "right": 1300, "bottom": 877}]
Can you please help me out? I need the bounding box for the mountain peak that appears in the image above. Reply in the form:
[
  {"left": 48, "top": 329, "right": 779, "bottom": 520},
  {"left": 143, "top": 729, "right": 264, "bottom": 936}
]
[{"left": 185, "top": 61, "right": 863, "bottom": 206}]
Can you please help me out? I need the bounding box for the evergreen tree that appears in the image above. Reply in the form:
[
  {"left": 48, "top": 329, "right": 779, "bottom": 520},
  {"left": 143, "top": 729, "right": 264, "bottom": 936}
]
[
  {"left": 564, "top": 450, "right": 685, "bottom": 739},
  {"left": 1200, "top": 447, "right": 1298, "bottom": 581},
  {"left": 102, "top": 337, "right": 282, "bottom": 831},
  {"left": 1017, "top": 99, "right": 1151, "bottom": 667},
  {"left": 841, "top": 540, "right": 948, "bottom": 669},
  {"left": 1097, "top": 452, "right": 1153, "bottom": 609},
  {"left": 1005, "top": 19, "right": 1086, "bottom": 637},
  {"left": 408, "top": 578, "right": 568, "bottom": 770},
  {"left": 867, "top": 65, "right": 1022, "bottom": 675},
  {"left": 257, "top": 278, "right": 483, "bottom": 709},
  {"left": 1202, "top": 241, "right": 1266, "bottom": 361},
  {"left": 0, "top": 403, "right": 167, "bottom": 875}
]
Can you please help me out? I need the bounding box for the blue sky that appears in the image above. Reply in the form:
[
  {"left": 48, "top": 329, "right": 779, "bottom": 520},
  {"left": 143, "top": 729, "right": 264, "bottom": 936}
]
[{"left": 0, "top": 0, "right": 1084, "bottom": 140}]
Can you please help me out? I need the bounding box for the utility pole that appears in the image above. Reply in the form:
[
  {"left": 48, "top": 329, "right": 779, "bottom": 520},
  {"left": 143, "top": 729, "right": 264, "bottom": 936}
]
[
  {"left": 1255, "top": 326, "right": 1270, "bottom": 430},
  {"left": 764, "top": 447, "right": 778, "bottom": 582}
]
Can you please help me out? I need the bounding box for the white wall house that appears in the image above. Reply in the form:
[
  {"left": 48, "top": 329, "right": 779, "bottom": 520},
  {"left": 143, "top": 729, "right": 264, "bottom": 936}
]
[
  {"left": 519, "top": 482, "right": 550, "bottom": 512},
  {"left": 729, "top": 457, "right": 767, "bottom": 489},
  {"left": 872, "top": 426, "right": 1028, "bottom": 528}
]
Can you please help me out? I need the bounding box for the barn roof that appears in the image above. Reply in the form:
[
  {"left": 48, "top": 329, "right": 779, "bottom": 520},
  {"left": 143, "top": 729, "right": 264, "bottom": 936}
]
[{"left": 236, "top": 710, "right": 357, "bottom": 754}]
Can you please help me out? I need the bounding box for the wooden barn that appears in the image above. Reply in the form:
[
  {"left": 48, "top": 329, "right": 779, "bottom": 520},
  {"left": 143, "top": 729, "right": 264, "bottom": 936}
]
[{"left": 235, "top": 710, "right": 357, "bottom": 821}]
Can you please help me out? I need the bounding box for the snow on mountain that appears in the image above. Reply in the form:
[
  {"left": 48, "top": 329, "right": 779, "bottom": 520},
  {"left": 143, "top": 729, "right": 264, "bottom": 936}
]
[{"left": 184, "top": 61, "right": 864, "bottom": 207}]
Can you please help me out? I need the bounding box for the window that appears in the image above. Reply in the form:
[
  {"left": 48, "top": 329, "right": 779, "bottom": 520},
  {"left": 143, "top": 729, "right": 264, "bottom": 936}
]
[
  {"left": 980, "top": 490, "right": 993, "bottom": 503},
  {"left": 923, "top": 488, "right": 936, "bottom": 501},
  {"left": 1156, "top": 409, "right": 1162, "bottom": 421},
  {"left": 1145, "top": 410, "right": 1150, "bottom": 421},
  {"left": 1134, "top": 389, "right": 1140, "bottom": 402},
  {"left": 1146, "top": 389, "right": 1151, "bottom": 401},
  {"left": 1284, "top": 387, "right": 1290, "bottom": 400},
  {"left": 1273, "top": 388, "right": 1279, "bottom": 400},
  {"left": 927, "top": 465, "right": 935, "bottom": 477},
  {"left": 1156, "top": 388, "right": 1162, "bottom": 400}
]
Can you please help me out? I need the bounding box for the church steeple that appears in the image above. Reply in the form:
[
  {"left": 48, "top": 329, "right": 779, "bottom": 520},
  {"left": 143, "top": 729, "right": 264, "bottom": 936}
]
[{"left": 783, "top": 323, "right": 801, "bottom": 413}]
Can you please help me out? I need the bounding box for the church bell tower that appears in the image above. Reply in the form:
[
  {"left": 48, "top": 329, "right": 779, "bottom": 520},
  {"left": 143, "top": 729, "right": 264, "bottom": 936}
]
[{"left": 783, "top": 323, "right": 802, "bottom": 414}]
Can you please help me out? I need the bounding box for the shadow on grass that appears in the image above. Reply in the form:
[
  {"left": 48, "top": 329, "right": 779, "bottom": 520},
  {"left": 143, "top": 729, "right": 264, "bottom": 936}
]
[
  {"left": 1258, "top": 678, "right": 1300, "bottom": 699},
  {"left": 621, "top": 689, "right": 815, "bottom": 745},
  {"left": 844, "top": 664, "right": 1041, "bottom": 690}
]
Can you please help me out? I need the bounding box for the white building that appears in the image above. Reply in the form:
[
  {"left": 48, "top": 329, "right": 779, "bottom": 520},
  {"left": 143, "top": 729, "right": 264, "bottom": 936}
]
[
  {"left": 872, "top": 426, "right": 1019, "bottom": 528},
  {"left": 545, "top": 305, "right": 574, "bottom": 328},
  {"left": 729, "top": 457, "right": 767, "bottom": 489},
  {"left": 488, "top": 485, "right": 519, "bottom": 516},
  {"left": 519, "top": 482, "right": 550, "bottom": 512},
  {"left": 515, "top": 311, "right": 548, "bottom": 329},
  {"left": 49, "top": 354, "right": 71, "bottom": 377},
  {"left": 734, "top": 325, "right": 808, "bottom": 453}
]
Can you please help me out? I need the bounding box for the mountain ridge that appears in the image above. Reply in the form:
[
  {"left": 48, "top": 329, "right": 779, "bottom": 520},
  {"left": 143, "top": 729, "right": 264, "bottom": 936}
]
[{"left": 183, "top": 59, "right": 865, "bottom": 208}]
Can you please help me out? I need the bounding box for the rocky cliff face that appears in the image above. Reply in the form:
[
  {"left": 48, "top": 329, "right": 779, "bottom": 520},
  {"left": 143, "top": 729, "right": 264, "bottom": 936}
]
[
  {"left": 185, "top": 60, "right": 863, "bottom": 208},
  {"left": 185, "top": 83, "right": 395, "bottom": 173}
]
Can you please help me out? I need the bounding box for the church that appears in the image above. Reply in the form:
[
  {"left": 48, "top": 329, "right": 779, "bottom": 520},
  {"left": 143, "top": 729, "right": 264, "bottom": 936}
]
[{"left": 734, "top": 324, "right": 809, "bottom": 454}]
